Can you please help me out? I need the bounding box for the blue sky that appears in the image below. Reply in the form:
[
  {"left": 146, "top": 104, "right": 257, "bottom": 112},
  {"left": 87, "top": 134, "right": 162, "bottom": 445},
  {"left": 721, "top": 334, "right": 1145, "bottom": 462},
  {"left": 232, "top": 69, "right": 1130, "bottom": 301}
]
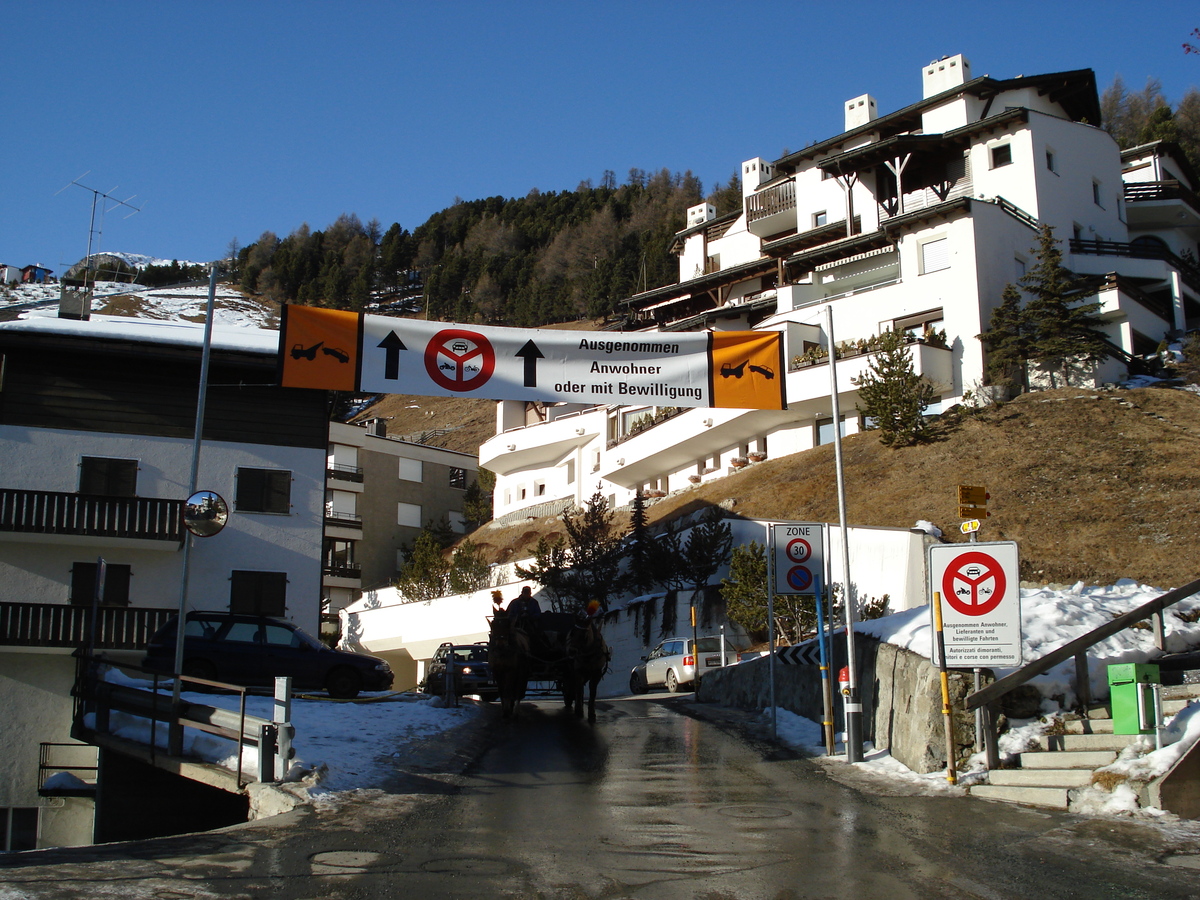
[{"left": 4, "top": 1, "right": 1198, "bottom": 275}]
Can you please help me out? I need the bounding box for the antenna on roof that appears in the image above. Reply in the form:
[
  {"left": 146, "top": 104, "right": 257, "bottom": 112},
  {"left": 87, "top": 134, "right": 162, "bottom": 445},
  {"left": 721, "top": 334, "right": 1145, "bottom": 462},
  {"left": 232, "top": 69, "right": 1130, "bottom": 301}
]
[{"left": 55, "top": 172, "right": 143, "bottom": 289}]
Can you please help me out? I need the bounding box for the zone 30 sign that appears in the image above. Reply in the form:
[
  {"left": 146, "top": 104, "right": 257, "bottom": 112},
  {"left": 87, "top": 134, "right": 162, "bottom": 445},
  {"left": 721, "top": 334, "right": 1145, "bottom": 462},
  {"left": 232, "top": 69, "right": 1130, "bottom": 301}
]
[{"left": 277, "top": 306, "right": 787, "bottom": 410}]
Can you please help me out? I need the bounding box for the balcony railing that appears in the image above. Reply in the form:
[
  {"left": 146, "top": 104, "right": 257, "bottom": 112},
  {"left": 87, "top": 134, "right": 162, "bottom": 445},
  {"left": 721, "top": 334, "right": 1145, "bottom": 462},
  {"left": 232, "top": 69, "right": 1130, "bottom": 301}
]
[
  {"left": 324, "top": 510, "right": 362, "bottom": 529},
  {"left": 1124, "top": 180, "right": 1200, "bottom": 216},
  {"left": 0, "top": 601, "right": 174, "bottom": 649},
  {"left": 323, "top": 563, "right": 362, "bottom": 579},
  {"left": 0, "top": 489, "right": 183, "bottom": 543},
  {"left": 326, "top": 463, "right": 364, "bottom": 484},
  {"left": 746, "top": 180, "right": 797, "bottom": 225},
  {"left": 1069, "top": 238, "right": 1200, "bottom": 293}
]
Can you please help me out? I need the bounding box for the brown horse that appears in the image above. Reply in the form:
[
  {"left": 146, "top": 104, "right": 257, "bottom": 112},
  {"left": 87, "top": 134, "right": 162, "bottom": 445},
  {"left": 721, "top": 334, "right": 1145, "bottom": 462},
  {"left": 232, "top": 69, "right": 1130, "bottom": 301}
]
[
  {"left": 562, "top": 616, "right": 611, "bottom": 723},
  {"left": 488, "top": 615, "right": 530, "bottom": 718}
]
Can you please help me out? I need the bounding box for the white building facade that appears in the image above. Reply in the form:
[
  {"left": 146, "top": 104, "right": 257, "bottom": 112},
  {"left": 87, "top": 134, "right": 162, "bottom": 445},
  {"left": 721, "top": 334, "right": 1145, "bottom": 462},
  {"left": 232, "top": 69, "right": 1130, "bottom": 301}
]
[
  {"left": 481, "top": 56, "right": 1199, "bottom": 520},
  {"left": 0, "top": 313, "right": 328, "bottom": 849}
]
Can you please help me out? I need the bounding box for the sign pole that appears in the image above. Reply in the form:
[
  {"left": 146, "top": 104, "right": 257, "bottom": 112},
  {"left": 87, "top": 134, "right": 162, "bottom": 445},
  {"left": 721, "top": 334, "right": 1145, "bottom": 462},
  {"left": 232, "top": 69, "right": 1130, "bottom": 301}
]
[
  {"left": 767, "top": 525, "right": 777, "bottom": 739},
  {"left": 932, "top": 591, "right": 958, "bottom": 785},
  {"left": 814, "top": 575, "right": 835, "bottom": 755},
  {"left": 825, "top": 305, "right": 862, "bottom": 762}
]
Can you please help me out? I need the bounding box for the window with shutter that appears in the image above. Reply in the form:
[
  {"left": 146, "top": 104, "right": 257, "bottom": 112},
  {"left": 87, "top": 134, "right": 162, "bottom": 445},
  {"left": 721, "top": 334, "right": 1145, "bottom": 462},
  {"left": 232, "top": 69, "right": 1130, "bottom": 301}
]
[
  {"left": 920, "top": 238, "right": 950, "bottom": 274},
  {"left": 70, "top": 562, "right": 131, "bottom": 606},
  {"left": 235, "top": 468, "right": 291, "bottom": 514},
  {"left": 79, "top": 457, "right": 138, "bottom": 496},
  {"left": 229, "top": 570, "right": 287, "bottom": 616}
]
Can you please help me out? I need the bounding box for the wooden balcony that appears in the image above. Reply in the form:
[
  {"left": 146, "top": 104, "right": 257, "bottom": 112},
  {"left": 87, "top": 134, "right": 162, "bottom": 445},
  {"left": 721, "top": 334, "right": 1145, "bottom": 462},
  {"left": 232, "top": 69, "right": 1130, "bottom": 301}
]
[
  {"left": 0, "top": 489, "right": 183, "bottom": 547},
  {"left": 0, "top": 601, "right": 174, "bottom": 649}
]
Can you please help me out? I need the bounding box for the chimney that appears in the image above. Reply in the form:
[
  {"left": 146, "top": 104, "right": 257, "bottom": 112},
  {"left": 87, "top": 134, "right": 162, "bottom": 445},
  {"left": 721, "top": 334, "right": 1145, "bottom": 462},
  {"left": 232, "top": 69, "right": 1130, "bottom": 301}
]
[
  {"left": 922, "top": 54, "right": 971, "bottom": 98},
  {"left": 364, "top": 418, "right": 387, "bottom": 437},
  {"left": 687, "top": 203, "right": 716, "bottom": 228},
  {"left": 844, "top": 94, "right": 878, "bottom": 131},
  {"left": 741, "top": 158, "right": 775, "bottom": 198}
]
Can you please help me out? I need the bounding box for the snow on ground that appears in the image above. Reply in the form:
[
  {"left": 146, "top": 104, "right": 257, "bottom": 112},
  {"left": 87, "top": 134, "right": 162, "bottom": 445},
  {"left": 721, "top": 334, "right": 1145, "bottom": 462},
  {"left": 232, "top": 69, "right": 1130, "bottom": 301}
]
[
  {"left": 94, "top": 664, "right": 481, "bottom": 794},
  {"left": 1, "top": 280, "right": 276, "bottom": 329}
]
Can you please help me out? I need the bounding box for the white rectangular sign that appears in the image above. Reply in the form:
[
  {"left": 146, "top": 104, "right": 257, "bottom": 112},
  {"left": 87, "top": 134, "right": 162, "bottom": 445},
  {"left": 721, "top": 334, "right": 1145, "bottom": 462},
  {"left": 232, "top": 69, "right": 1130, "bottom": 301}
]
[
  {"left": 928, "top": 541, "right": 1022, "bottom": 667},
  {"left": 772, "top": 522, "right": 825, "bottom": 595},
  {"left": 278, "top": 306, "right": 787, "bottom": 410}
]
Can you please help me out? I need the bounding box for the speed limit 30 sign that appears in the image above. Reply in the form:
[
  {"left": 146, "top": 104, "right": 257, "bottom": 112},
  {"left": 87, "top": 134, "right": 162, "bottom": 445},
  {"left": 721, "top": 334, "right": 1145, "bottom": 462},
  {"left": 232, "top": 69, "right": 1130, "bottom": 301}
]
[{"left": 928, "top": 542, "right": 1021, "bottom": 667}]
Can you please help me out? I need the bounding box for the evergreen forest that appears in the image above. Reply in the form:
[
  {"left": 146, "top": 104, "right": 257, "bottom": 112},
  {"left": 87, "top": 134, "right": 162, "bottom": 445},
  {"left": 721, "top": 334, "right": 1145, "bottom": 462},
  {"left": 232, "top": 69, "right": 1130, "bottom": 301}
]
[{"left": 235, "top": 168, "right": 742, "bottom": 327}]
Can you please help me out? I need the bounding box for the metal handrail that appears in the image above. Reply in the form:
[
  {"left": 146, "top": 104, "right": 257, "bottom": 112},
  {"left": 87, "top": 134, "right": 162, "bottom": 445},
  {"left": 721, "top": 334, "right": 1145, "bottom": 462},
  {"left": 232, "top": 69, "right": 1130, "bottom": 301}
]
[{"left": 966, "top": 577, "right": 1200, "bottom": 768}]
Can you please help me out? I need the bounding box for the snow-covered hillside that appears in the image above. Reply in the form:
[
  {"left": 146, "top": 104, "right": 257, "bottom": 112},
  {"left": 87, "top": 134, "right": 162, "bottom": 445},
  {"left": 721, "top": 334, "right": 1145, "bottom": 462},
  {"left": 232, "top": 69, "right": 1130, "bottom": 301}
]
[{"left": 0, "top": 278, "right": 277, "bottom": 330}]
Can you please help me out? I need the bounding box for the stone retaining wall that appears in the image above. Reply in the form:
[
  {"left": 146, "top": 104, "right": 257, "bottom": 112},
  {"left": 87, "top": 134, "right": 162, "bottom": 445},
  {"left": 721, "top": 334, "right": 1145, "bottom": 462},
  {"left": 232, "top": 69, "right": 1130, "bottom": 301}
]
[{"left": 696, "top": 635, "right": 983, "bottom": 773}]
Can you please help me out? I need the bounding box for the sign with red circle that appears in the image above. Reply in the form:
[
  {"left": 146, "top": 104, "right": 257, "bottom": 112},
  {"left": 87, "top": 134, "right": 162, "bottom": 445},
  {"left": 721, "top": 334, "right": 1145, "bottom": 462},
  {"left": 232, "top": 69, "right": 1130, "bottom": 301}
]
[
  {"left": 785, "top": 538, "right": 812, "bottom": 564},
  {"left": 786, "top": 565, "right": 813, "bottom": 592},
  {"left": 941, "top": 550, "right": 1007, "bottom": 617},
  {"left": 424, "top": 329, "right": 495, "bottom": 392}
]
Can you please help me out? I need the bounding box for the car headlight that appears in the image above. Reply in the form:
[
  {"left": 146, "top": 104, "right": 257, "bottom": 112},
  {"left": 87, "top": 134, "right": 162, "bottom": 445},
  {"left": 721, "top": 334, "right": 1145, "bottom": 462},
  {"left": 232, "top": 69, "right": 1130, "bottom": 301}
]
[
  {"left": 375, "top": 662, "right": 391, "bottom": 673},
  {"left": 461, "top": 666, "right": 474, "bottom": 675}
]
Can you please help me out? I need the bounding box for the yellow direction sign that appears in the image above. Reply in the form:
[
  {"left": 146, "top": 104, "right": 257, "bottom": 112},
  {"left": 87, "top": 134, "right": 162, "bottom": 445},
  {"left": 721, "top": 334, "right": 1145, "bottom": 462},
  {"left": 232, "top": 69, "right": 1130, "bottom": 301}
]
[
  {"left": 960, "top": 519, "right": 981, "bottom": 535},
  {"left": 278, "top": 305, "right": 787, "bottom": 410}
]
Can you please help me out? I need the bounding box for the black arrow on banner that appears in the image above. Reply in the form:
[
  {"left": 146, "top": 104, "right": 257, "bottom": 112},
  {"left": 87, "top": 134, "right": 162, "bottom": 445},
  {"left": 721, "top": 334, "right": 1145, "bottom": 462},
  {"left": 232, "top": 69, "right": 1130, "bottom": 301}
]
[
  {"left": 515, "top": 340, "right": 544, "bottom": 388},
  {"left": 377, "top": 331, "right": 407, "bottom": 380}
]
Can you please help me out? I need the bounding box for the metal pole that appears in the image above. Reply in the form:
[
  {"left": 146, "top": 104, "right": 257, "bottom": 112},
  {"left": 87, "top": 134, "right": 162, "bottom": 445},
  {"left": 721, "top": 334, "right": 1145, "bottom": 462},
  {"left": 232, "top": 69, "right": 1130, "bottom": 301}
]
[
  {"left": 826, "top": 305, "right": 862, "bottom": 762},
  {"left": 933, "top": 592, "right": 958, "bottom": 785},
  {"left": 814, "top": 575, "right": 835, "bottom": 756},
  {"left": 171, "top": 266, "right": 218, "bottom": 753},
  {"left": 768, "top": 524, "right": 777, "bottom": 739}
]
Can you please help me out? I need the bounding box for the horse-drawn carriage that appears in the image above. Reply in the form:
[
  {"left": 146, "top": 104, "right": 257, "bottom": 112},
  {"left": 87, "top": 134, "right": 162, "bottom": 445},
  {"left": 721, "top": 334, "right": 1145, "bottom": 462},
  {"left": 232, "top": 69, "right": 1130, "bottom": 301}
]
[{"left": 487, "top": 610, "right": 610, "bottom": 722}]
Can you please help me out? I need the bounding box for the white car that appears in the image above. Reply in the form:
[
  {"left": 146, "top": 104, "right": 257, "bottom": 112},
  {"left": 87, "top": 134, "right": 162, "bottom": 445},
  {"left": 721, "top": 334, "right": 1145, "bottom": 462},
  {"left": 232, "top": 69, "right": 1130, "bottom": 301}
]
[{"left": 629, "top": 636, "right": 737, "bottom": 694}]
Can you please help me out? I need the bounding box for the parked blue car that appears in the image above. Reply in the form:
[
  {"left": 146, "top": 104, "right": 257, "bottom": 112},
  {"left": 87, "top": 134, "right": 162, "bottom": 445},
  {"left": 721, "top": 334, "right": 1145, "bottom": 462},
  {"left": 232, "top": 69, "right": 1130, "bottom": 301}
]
[{"left": 142, "top": 611, "right": 393, "bottom": 699}]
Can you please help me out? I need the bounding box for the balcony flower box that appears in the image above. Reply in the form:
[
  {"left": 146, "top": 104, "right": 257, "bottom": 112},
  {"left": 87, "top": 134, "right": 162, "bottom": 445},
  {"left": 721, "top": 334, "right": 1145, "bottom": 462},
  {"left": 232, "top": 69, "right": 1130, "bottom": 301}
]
[
  {"left": 646, "top": 489, "right": 667, "bottom": 498},
  {"left": 687, "top": 474, "right": 702, "bottom": 484},
  {"left": 748, "top": 452, "right": 767, "bottom": 463},
  {"left": 730, "top": 457, "right": 749, "bottom": 469}
]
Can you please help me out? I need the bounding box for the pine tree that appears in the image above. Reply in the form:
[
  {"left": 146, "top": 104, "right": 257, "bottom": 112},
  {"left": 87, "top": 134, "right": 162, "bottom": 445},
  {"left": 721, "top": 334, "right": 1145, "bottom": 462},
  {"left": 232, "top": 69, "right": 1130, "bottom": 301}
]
[
  {"left": 447, "top": 540, "right": 491, "bottom": 594},
  {"left": 721, "top": 541, "right": 769, "bottom": 640},
  {"left": 1019, "top": 225, "right": 1109, "bottom": 387},
  {"left": 979, "top": 284, "right": 1030, "bottom": 392},
  {"left": 395, "top": 529, "right": 450, "bottom": 602},
  {"left": 624, "top": 490, "right": 656, "bottom": 596},
  {"left": 853, "top": 329, "right": 935, "bottom": 446},
  {"left": 516, "top": 489, "right": 624, "bottom": 613}
]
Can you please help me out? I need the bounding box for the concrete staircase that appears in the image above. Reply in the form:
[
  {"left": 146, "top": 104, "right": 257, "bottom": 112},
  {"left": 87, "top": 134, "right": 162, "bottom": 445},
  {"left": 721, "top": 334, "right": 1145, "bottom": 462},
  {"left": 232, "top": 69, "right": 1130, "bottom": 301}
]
[{"left": 970, "top": 686, "right": 1200, "bottom": 810}]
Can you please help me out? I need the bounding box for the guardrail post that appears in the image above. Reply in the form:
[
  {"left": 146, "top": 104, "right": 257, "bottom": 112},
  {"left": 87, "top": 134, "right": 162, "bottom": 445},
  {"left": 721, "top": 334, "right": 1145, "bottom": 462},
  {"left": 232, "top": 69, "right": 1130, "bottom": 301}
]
[
  {"left": 445, "top": 655, "right": 458, "bottom": 707},
  {"left": 981, "top": 702, "right": 1000, "bottom": 770},
  {"left": 273, "top": 676, "right": 294, "bottom": 782},
  {"left": 258, "top": 723, "right": 277, "bottom": 784},
  {"left": 1152, "top": 610, "right": 1166, "bottom": 651},
  {"left": 1074, "top": 652, "right": 1092, "bottom": 711}
]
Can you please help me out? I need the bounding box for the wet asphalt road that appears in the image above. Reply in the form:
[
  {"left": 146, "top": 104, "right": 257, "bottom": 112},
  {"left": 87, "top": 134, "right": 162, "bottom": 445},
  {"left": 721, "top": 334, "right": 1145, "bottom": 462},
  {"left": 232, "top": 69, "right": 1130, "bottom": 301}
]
[{"left": 4, "top": 695, "right": 1200, "bottom": 899}]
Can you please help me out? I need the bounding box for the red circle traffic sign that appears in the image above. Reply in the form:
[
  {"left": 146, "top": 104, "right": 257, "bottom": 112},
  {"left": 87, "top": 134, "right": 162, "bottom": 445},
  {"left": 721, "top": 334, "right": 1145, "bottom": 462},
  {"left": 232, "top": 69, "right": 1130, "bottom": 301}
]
[
  {"left": 941, "top": 551, "right": 1007, "bottom": 617},
  {"left": 786, "top": 565, "right": 813, "bottom": 592},
  {"left": 785, "top": 538, "right": 811, "bottom": 564},
  {"left": 424, "top": 329, "right": 495, "bottom": 392}
]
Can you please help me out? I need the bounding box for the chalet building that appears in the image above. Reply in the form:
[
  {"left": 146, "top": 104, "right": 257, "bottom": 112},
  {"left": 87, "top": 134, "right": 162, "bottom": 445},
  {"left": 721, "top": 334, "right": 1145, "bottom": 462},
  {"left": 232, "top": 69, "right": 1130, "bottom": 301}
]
[
  {"left": 0, "top": 312, "right": 328, "bottom": 849},
  {"left": 323, "top": 419, "right": 477, "bottom": 634},
  {"left": 480, "top": 55, "right": 1200, "bottom": 521}
]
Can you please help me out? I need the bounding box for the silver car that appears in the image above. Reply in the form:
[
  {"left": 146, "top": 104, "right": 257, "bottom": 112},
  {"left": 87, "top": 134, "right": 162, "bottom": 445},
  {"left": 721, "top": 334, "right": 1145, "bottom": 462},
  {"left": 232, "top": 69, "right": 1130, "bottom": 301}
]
[{"left": 629, "top": 636, "right": 736, "bottom": 694}]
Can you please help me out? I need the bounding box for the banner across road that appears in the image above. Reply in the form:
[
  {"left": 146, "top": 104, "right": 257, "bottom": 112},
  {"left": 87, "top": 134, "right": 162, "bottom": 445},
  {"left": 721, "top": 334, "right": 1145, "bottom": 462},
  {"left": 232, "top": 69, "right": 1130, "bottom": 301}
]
[{"left": 277, "top": 306, "right": 787, "bottom": 410}]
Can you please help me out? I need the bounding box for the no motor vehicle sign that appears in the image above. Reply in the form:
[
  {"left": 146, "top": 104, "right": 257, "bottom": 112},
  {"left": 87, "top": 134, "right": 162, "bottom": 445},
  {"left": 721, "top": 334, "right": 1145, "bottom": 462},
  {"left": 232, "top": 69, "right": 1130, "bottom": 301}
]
[{"left": 927, "top": 542, "right": 1021, "bottom": 667}]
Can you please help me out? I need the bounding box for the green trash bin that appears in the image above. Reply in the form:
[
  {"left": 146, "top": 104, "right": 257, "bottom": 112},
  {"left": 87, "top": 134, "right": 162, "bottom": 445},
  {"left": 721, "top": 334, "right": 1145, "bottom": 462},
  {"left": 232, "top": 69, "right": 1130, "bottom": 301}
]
[{"left": 1107, "top": 662, "right": 1160, "bottom": 735}]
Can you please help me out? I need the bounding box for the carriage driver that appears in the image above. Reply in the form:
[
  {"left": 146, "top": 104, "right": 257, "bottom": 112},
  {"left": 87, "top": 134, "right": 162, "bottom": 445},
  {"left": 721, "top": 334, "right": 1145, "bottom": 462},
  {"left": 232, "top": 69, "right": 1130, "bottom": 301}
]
[{"left": 508, "top": 585, "right": 542, "bottom": 619}]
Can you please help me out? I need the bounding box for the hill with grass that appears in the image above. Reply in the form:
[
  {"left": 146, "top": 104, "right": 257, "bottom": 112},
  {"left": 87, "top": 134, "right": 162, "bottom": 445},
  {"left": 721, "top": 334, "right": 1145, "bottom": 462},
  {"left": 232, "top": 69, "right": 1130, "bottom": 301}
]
[{"left": 462, "top": 384, "right": 1200, "bottom": 590}]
